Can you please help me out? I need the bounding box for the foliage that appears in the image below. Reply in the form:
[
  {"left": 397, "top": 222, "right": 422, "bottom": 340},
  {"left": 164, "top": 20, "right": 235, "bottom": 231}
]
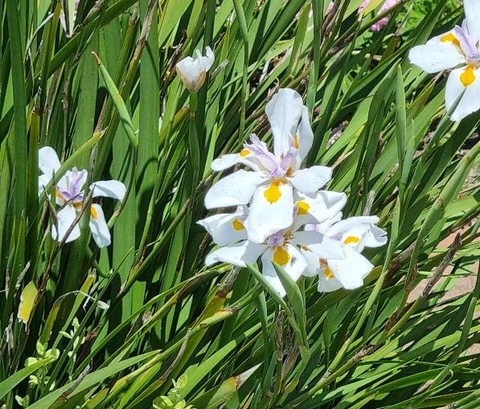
[{"left": 1, "top": 0, "right": 480, "bottom": 408}]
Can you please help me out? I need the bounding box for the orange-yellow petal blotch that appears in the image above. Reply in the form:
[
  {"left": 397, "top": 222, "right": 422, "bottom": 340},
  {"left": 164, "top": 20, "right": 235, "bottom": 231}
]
[
  {"left": 343, "top": 236, "right": 360, "bottom": 245},
  {"left": 440, "top": 33, "right": 461, "bottom": 48},
  {"left": 240, "top": 149, "right": 250, "bottom": 157},
  {"left": 273, "top": 246, "right": 290, "bottom": 266},
  {"left": 323, "top": 268, "right": 334, "bottom": 279},
  {"left": 293, "top": 134, "right": 299, "bottom": 149},
  {"left": 264, "top": 180, "right": 283, "bottom": 204},
  {"left": 319, "top": 259, "right": 334, "bottom": 279},
  {"left": 460, "top": 65, "right": 476, "bottom": 87},
  {"left": 296, "top": 201, "right": 310, "bottom": 215},
  {"left": 91, "top": 206, "right": 98, "bottom": 220},
  {"left": 232, "top": 219, "right": 244, "bottom": 231}
]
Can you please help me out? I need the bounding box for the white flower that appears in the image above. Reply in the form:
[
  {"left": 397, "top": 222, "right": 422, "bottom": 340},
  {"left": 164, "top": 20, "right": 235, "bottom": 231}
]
[
  {"left": 304, "top": 216, "right": 387, "bottom": 292},
  {"left": 175, "top": 47, "right": 215, "bottom": 92},
  {"left": 199, "top": 195, "right": 346, "bottom": 296},
  {"left": 408, "top": 0, "right": 480, "bottom": 121},
  {"left": 205, "top": 88, "right": 332, "bottom": 244},
  {"left": 38, "top": 147, "right": 126, "bottom": 248}
]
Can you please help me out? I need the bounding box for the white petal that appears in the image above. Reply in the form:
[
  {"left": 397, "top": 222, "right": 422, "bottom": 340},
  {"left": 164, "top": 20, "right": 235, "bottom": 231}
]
[
  {"left": 205, "top": 241, "right": 267, "bottom": 267},
  {"left": 279, "top": 243, "right": 307, "bottom": 281},
  {"left": 464, "top": 0, "right": 480, "bottom": 44},
  {"left": 288, "top": 166, "right": 332, "bottom": 193},
  {"left": 90, "top": 180, "right": 126, "bottom": 200},
  {"left": 327, "top": 246, "right": 373, "bottom": 290},
  {"left": 211, "top": 153, "right": 263, "bottom": 173},
  {"left": 324, "top": 215, "right": 387, "bottom": 253},
  {"left": 89, "top": 204, "right": 111, "bottom": 248},
  {"left": 445, "top": 67, "right": 480, "bottom": 121},
  {"left": 295, "top": 191, "right": 347, "bottom": 225},
  {"left": 39, "top": 146, "right": 61, "bottom": 177},
  {"left": 317, "top": 274, "right": 343, "bottom": 293},
  {"left": 261, "top": 245, "right": 307, "bottom": 297},
  {"left": 244, "top": 181, "right": 294, "bottom": 244},
  {"left": 296, "top": 106, "right": 314, "bottom": 162},
  {"left": 203, "top": 46, "right": 215, "bottom": 70},
  {"left": 408, "top": 42, "right": 465, "bottom": 74},
  {"left": 305, "top": 212, "right": 343, "bottom": 234},
  {"left": 294, "top": 232, "right": 345, "bottom": 260},
  {"left": 204, "top": 170, "right": 267, "bottom": 209},
  {"left": 211, "top": 154, "right": 242, "bottom": 171},
  {"left": 51, "top": 205, "right": 81, "bottom": 243},
  {"left": 197, "top": 207, "right": 248, "bottom": 246},
  {"left": 338, "top": 224, "right": 371, "bottom": 252},
  {"left": 266, "top": 88, "right": 303, "bottom": 158},
  {"left": 326, "top": 216, "right": 379, "bottom": 238},
  {"left": 38, "top": 174, "right": 52, "bottom": 195},
  {"left": 301, "top": 247, "right": 320, "bottom": 277},
  {"left": 364, "top": 225, "right": 388, "bottom": 248}
]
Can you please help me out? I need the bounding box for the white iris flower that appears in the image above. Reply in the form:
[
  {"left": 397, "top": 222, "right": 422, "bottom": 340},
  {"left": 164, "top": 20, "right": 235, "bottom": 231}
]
[
  {"left": 175, "top": 47, "right": 215, "bottom": 93},
  {"left": 38, "top": 146, "right": 126, "bottom": 248},
  {"left": 199, "top": 192, "right": 347, "bottom": 296},
  {"left": 409, "top": 0, "right": 480, "bottom": 121},
  {"left": 304, "top": 216, "right": 387, "bottom": 292},
  {"left": 205, "top": 88, "right": 332, "bottom": 244}
]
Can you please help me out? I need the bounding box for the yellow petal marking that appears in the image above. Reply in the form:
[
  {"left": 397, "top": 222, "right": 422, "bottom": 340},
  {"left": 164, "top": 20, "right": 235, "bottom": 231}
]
[
  {"left": 343, "top": 236, "right": 360, "bottom": 245},
  {"left": 273, "top": 246, "right": 290, "bottom": 266},
  {"left": 264, "top": 180, "right": 283, "bottom": 204},
  {"left": 240, "top": 149, "right": 250, "bottom": 157},
  {"left": 460, "top": 65, "right": 476, "bottom": 87},
  {"left": 90, "top": 206, "right": 98, "bottom": 220},
  {"left": 294, "top": 134, "right": 300, "bottom": 149},
  {"left": 324, "top": 268, "right": 334, "bottom": 280},
  {"left": 440, "top": 32, "right": 461, "bottom": 48},
  {"left": 18, "top": 281, "right": 38, "bottom": 324},
  {"left": 319, "top": 259, "right": 334, "bottom": 279},
  {"left": 232, "top": 219, "right": 244, "bottom": 231},
  {"left": 296, "top": 201, "right": 310, "bottom": 215},
  {"left": 55, "top": 190, "right": 67, "bottom": 205}
]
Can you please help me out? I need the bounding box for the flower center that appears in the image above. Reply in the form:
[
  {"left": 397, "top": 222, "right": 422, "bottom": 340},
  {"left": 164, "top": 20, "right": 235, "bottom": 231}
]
[{"left": 266, "top": 231, "right": 286, "bottom": 247}]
